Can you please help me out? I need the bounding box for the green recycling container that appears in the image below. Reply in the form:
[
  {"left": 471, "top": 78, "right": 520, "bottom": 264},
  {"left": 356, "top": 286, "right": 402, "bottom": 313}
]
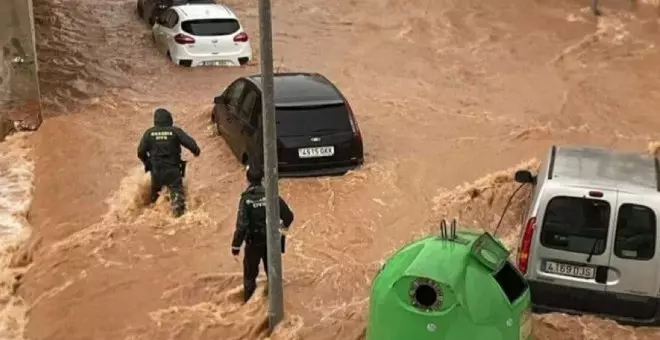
[{"left": 366, "top": 228, "right": 533, "bottom": 340}]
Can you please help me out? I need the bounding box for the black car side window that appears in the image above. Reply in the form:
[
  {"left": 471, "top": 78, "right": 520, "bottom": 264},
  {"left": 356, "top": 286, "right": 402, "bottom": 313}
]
[
  {"left": 158, "top": 10, "right": 172, "bottom": 25},
  {"left": 250, "top": 94, "right": 262, "bottom": 126},
  {"left": 166, "top": 11, "right": 179, "bottom": 28},
  {"left": 227, "top": 81, "right": 246, "bottom": 107},
  {"left": 240, "top": 90, "right": 257, "bottom": 121}
]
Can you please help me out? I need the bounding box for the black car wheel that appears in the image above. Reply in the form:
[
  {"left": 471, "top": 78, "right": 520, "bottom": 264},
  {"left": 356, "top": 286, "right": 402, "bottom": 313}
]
[{"left": 215, "top": 118, "right": 222, "bottom": 136}]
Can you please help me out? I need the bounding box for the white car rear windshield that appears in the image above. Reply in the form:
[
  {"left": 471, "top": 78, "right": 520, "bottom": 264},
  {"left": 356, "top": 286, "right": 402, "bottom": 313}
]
[{"left": 181, "top": 19, "right": 240, "bottom": 36}]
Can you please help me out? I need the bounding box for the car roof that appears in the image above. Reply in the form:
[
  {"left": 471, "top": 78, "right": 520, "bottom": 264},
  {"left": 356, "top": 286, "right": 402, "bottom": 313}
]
[
  {"left": 246, "top": 73, "right": 345, "bottom": 106},
  {"left": 549, "top": 145, "right": 660, "bottom": 193},
  {"left": 171, "top": 0, "right": 215, "bottom": 4},
  {"left": 173, "top": 3, "right": 238, "bottom": 20}
]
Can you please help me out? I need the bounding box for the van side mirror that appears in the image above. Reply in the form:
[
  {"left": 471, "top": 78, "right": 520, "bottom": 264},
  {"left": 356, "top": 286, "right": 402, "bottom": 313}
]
[
  {"left": 214, "top": 95, "right": 225, "bottom": 104},
  {"left": 514, "top": 170, "right": 536, "bottom": 184}
]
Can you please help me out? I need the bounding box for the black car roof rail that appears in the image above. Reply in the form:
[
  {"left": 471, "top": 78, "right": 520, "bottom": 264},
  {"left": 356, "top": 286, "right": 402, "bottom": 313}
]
[{"left": 654, "top": 156, "right": 660, "bottom": 192}]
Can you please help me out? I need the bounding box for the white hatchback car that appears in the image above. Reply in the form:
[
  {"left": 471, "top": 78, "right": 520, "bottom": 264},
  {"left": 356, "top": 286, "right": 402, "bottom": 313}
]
[{"left": 152, "top": 3, "right": 252, "bottom": 67}]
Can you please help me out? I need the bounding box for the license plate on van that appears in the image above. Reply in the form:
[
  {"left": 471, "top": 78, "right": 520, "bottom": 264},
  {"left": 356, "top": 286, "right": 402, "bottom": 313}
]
[
  {"left": 298, "top": 146, "right": 334, "bottom": 158},
  {"left": 544, "top": 261, "right": 595, "bottom": 279}
]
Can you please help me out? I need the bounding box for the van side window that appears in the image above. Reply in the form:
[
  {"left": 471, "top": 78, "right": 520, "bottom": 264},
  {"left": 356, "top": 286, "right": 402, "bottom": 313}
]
[
  {"left": 540, "top": 196, "right": 610, "bottom": 255},
  {"left": 614, "top": 204, "right": 656, "bottom": 261}
]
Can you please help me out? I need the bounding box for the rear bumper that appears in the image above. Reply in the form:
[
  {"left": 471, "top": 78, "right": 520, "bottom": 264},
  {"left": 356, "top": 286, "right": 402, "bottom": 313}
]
[
  {"left": 529, "top": 280, "right": 660, "bottom": 326},
  {"left": 171, "top": 46, "right": 252, "bottom": 67},
  {"left": 278, "top": 158, "right": 363, "bottom": 178}
]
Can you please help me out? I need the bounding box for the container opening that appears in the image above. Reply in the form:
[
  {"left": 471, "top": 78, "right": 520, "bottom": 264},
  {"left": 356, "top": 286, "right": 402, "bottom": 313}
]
[
  {"left": 414, "top": 284, "right": 438, "bottom": 308},
  {"left": 493, "top": 261, "right": 528, "bottom": 303}
]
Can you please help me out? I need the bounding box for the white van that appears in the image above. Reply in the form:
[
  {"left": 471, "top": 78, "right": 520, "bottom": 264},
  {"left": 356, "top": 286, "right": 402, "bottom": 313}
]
[{"left": 513, "top": 145, "right": 660, "bottom": 325}]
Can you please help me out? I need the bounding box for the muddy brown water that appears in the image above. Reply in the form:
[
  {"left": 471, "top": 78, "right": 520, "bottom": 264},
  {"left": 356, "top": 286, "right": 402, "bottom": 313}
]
[{"left": 2, "top": 0, "right": 660, "bottom": 339}]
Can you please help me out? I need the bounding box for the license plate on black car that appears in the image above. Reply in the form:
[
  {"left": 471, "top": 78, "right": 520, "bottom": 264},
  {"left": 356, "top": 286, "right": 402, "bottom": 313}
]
[{"left": 298, "top": 146, "right": 335, "bottom": 158}]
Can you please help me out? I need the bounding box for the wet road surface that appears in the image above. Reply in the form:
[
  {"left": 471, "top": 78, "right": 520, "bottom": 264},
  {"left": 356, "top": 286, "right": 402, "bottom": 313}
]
[{"left": 5, "top": 0, "right": 660, "bottom": 338}]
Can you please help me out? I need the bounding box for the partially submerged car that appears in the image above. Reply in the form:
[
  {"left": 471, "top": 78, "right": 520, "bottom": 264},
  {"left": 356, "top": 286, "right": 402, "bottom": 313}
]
[{"left": 211, "top": 72, "right": 364, "bottom": 177}]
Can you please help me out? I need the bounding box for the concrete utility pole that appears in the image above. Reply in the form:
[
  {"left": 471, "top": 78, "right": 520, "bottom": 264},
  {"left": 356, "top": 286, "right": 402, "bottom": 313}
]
[
  {"left": 258, "top": 0, "right": 284, "bottom": 333},
  {"left": 591, "top": 0, "right": 601, "bottom": 16},
  {"left": 591, "top": 0, "right": 638, "bottom": 17}
]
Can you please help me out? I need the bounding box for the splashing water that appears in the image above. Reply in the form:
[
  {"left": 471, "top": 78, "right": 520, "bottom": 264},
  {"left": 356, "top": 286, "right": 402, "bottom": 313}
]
[{"left": 0, "top": 133, "right": 33, "bottom": 340}]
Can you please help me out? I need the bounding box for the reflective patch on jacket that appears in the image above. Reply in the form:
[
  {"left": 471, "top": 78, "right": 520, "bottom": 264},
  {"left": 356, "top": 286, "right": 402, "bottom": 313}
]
[{"left": 150, "top": 130, "right": 173, "bottom": 140}]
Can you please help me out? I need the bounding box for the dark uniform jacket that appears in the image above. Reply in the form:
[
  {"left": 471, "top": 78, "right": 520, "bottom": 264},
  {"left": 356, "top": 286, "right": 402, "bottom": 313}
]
[
  {"left": 232, "top": 184, "right": 294, "bottom": 248},
  {"left": 137, "top": 108, "right": 200, "bottom": 170}
]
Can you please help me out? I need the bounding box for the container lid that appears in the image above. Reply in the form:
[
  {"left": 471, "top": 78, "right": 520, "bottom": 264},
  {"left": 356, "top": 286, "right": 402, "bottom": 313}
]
[{"left": 469, "top": 232, "right": 510, "bottom": 272}]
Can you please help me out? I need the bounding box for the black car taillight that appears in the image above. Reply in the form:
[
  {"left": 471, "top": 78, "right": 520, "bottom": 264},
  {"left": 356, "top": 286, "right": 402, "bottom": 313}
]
[{"left": 346, "top": 103, "right": 362, "bottom": 144}]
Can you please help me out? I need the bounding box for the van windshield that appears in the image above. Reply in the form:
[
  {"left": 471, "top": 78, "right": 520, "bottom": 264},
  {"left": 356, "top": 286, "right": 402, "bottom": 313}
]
[{"left": 540, "top": 196, "right": 611, "bottom": 255}]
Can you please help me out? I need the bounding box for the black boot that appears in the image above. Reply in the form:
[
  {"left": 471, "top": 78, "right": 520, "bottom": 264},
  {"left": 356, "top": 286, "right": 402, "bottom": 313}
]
[
  {"left": 172, "top": 206, "right": 184, "bottom": 218},
  {"left": 244, "top": 285, "right": 256, "bottom": 303}
]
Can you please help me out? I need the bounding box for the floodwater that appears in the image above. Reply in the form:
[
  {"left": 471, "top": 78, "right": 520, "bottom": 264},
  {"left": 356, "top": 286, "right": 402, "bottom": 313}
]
[{"left": 1, "top": 0, "right": 660, "bottom": 338}]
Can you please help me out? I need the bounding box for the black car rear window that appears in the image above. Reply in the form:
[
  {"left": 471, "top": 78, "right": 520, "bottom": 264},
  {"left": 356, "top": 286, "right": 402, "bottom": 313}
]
[
  {"left": 181, "top": 19, "right": 240, "bottom": 36},
  {"left": 540, "top": 196, "right": 611, "bottom": 255},
  {"left": 275, "top": 104, "right": 352, "bottom": 137}
]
